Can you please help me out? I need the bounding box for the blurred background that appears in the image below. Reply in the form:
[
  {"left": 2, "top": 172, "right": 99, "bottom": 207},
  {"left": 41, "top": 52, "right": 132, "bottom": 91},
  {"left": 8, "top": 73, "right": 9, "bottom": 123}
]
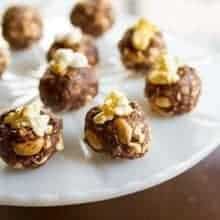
[
  {"left": 135, "top": 0, "right": 220, "bottom": 52},
  {"left": 0, "top": 0, "right": 218, "bottom": 50}
]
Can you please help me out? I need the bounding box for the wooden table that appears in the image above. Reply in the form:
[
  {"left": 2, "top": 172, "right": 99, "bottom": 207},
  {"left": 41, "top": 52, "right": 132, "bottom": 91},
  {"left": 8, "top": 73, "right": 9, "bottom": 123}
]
[{"left": 1, "top": 146, "right": 220, "bottom": 220}]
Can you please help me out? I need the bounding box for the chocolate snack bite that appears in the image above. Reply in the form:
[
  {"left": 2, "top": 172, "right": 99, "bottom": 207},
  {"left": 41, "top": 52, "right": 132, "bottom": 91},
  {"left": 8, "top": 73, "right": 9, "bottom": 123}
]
[
  {"left": 2, "top": 5, "right": 43, "bottom": 50},
  {"left": 70, "top": 0, "right": 114, "bottom": 37},
  {"left": 145, "top": 53, "right": 202, "bottom": 116},
  {"left": 39, "top": 49, "right": 98, "bottom": 112},
  {"left": 0, "top": 101, "right": 63, "bottom": 169},
  {"left": 118, "top": 18, "right": 166, "bottom": 72},
  {"left": 84, "top": 91, "right": 151, "bottom": 159},
  {"left": 0, "top": 35, "right": 10, "bottom": 76},
  {"left": 47, "top": 27, "right": 99, "bottom": 66}
]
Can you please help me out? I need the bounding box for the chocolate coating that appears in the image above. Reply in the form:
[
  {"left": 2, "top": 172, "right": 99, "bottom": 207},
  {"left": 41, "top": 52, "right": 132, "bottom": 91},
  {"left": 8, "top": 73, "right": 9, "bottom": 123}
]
[
  {"left": 145, "top": 66, "right": 202, "bottom": 116},
  {"left": 70, "top": 0, "right": 114, "bottom": 37},
  {"left": 0, "top": 110, "right": 62, "bottom": 169},
  {"left": 118, "top": 29, "right": 166, "bottom": 72},
  {"left": 2, "top": 5, "right": 43, "bottom": 50},
  {"left": 84, "top": 102, "right": 151, "bottom": 159},
  {"left": 39, "top": 67, "right": 98, "bottom": 112},
  {"left": 47, "top": 36, "right": 99, "bottom": 66}
]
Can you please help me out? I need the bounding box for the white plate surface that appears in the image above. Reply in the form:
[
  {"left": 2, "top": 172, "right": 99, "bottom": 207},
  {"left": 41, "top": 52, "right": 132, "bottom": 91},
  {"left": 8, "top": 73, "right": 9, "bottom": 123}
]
[{"left": 0, "top": 15, "right": 220, "bottom": 206}]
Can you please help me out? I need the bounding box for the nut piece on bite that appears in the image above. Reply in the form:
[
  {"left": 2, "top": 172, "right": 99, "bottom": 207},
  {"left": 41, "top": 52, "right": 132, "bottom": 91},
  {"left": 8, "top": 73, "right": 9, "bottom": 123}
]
[
  {"left": 84, "top": 91, "right": 151, "bottom": 159},
  {"left": 70, "top": 0, "right": 114, "bottom": 37},
  {"left": 2, "top": 5, "right": 43, "bottom": 50},
  {"left": 0, "top": 36, "right": 10, "bottom": 76},
  {"left": 0, "top": 100, "right": 63, "bottom": 169},
  {"left": 118, "top": 18, "right": 166, "bottom": 72},
  {"left": 39, "top": 49, "right": 98, "bottom": 112},
  {"left": 145, "top": 53, "right": 202, "bottom": 116},
  {"left": 47, "top": 27, "right": 99, "bottom": 66}
]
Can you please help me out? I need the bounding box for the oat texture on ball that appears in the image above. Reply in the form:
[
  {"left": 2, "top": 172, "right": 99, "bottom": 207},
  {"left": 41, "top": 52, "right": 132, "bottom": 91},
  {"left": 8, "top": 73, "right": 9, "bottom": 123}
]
[
  {"left": 0, "top": 100, "right": 63, "bottom": 169},
  {"left": 145, "top": 53, "right": 202, "bottom": 116},
  {"left": 70, "top": 0, "right": 114, "bottom": 37},
  {"left": 2, "top": 5, "right": 43, "bottom": 50},
  {"left": 39, "top": 49, "right": 98, "bottom": 112},
  {"left": 84, "top": 91, "right": 151, "bottom": 159},
  {"left": 118, "top": 18, "right": 166, "bottom": 73}
]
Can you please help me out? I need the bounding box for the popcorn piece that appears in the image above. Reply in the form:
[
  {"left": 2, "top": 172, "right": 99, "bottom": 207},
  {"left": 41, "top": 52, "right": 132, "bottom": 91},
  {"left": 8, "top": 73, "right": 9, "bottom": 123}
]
[
  {"left": 148, "top": 53, "right": 180, "bottom": 85},
  {"left": 132, "top": 18, "right": 158, "bottom": 51},
  {"left": 94, "top": 90, "right": 133, "bottom": 124},
  {"left": 4, "top": 100, "right": 51, "bottom": 137},
  {"left": 50, "top": 49, "right": 88, "bottom": 74}
]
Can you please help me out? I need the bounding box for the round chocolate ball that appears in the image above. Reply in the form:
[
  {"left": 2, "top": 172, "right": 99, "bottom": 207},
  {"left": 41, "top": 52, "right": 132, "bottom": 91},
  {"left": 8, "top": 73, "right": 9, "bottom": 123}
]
[
  {"left": 145, "top": 66, "right": 202, "bottom": 116},
  {"left": 2, "top": 5, "right": 43, "bottom": 50},
  {"left": 0, "top": 102, "right": 63, "bottom": 169},
  {"left": 70, "top": 0, "right": 114, "bottom": 37},
  {"left": 118, "top": 19, "right": 166, "bottom": 72},
  {"left": 40, "top": 66, "right": 98, "bottom": 112},
  {"left": 84, "top": 92, "right": 151, "bottom": 159}
]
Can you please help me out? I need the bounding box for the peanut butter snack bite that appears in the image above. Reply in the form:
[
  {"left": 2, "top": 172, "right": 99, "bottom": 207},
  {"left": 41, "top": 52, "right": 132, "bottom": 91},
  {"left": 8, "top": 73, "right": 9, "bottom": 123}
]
[
  {"left": 0, "top": 101, "right": 63, "bottom": 169},
  {"left": 84, "top": 91, "right": 151, "bottom": 159},
  {"left": 70, "top": 0, "right": 114, "bottom": 37},
  {"left": 47, "top": 27, "right": 99, "bottom": 66},
  {"left": 145, "top": 53, "right": 202, "bottom": 116},
  {"left": 39, "top": 49, "right": 98, "bottom": 112},
  {"left": 2, "top": 5, "right": 43, "bottom": 50},
  {"left": 118, "top": 18, "right": 166, "bottom": 72}
]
